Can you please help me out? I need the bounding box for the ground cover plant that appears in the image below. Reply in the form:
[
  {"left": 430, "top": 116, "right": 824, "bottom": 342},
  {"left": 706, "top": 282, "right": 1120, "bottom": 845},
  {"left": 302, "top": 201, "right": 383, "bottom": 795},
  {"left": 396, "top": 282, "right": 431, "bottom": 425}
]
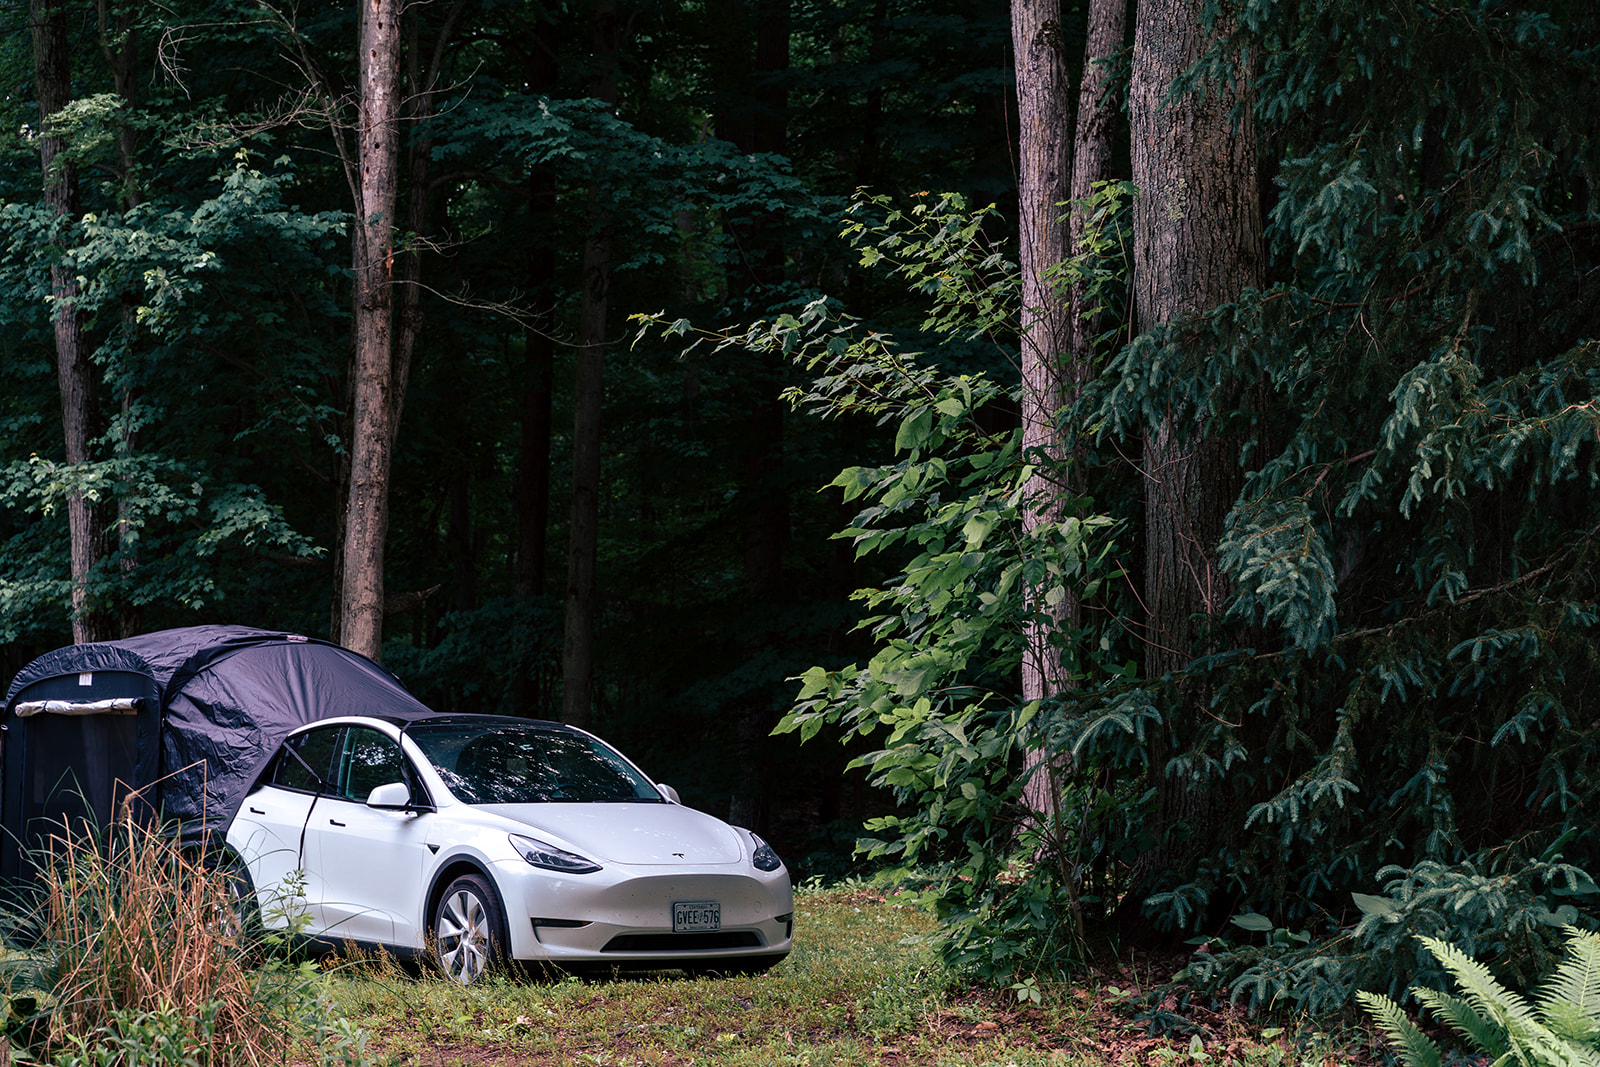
[{"left": 322, "top": 884, "right": 1376, "bottom": 1067}]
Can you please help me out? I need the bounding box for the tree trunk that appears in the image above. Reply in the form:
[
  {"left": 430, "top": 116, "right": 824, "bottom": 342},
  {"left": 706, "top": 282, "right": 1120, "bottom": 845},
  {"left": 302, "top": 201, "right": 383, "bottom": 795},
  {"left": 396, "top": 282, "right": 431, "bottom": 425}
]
[
  {"left": 33, "top": 0, "right": 111, "bottom": 645},
  {"left": 339, "top": 0, "right": 404, "bottom": 661},
  {"left": 513, "top": 1, "right": 560, "bottom": 608},
  {"left": 562, "top": 214, "right": 609, "bottom": 729},
  {"left": 561, "top": 0, "right": 622, "bottom": 729},
  {"left": 1129, "top": 0, "right": 1262, "bottom": 908},
  {"left": 1012, "top": 0, "right": 1075, "bottom": 827},
  {"left": 712, "top": 0, "right": 790, "bottom": 833},
  {"left": 1069, "top": 0, "right": 1128, "bottom": 370}
]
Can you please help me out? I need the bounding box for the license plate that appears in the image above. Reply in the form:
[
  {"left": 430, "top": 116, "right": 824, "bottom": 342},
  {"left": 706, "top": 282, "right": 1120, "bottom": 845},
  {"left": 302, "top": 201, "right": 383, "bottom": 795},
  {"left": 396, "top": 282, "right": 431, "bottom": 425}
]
[{"left": 673, "top": 900, "right": 721, "bottom": 932}]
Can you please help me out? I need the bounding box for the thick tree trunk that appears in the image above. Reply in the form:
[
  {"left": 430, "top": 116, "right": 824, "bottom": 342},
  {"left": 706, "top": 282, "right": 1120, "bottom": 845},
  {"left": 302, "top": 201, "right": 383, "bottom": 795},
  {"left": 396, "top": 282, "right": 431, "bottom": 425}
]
[
  {"left": 1012, "top": 0, "right": 1074, "bottom": 828},
  {"left": 713, "top": 0, "right": 790, "bottom": 833},
  {"left": 33, "top": 0, "right": 111, "bottom": 645},
  {"left": 513, "top": 190, "right": 556, "bottom": 716},
  {"left": 1129, "top": 0, "right": 1262, "bottom": 909},
  {"left": 339, "top": 0, "right": 404, "bottom": 661},
  {"left": 1069, "top": 0, "right": 1128, "bottom": 370}
]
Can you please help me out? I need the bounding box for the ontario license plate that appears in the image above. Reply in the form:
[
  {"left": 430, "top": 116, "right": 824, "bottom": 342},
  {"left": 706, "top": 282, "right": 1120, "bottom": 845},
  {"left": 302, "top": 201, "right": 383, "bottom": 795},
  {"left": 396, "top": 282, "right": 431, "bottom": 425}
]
[{"left": 673, "top": 900, "right": 721, "bottom": 932}]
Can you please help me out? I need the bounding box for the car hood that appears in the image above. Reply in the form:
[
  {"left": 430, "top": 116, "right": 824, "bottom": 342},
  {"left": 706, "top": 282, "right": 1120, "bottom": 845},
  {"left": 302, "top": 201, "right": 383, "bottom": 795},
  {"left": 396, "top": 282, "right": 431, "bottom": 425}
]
[{"left": 478, "top": 802, "right": 746, "bottom": 865}]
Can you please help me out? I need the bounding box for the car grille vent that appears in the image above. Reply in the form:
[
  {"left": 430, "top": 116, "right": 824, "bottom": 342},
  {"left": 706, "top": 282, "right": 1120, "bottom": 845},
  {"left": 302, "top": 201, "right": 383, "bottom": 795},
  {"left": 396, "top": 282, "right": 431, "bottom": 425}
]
[{"left": 602, "top": 932, "right": 761, "bottom": 952}]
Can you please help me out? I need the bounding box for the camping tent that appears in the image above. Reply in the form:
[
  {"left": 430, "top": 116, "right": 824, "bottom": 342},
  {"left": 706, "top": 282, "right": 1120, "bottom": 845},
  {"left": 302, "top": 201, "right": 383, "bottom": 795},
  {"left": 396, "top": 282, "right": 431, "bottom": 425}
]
[{"left": 2, "top": 626, "right": 436, "bottom": 876}]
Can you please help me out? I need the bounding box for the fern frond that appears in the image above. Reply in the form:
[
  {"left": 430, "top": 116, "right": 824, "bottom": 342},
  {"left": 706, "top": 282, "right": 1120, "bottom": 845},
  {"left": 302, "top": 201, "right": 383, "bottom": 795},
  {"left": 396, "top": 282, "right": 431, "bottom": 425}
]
[
  {"left": 1414, "top": 988, "right": 1509, "bottom": 1061},
  {"left": 1420, "top": 935, "right": 1545, "bottom": 1033},
  {"left": 1543, "top": 1000, "right": 1600, "bottom": 1049},
  {"left": 1540, "top": 930, "right": 1600, "bottom": 1040},
  {"left": 1357, "top": 990, "right": 1443, "bottom": 1067}
]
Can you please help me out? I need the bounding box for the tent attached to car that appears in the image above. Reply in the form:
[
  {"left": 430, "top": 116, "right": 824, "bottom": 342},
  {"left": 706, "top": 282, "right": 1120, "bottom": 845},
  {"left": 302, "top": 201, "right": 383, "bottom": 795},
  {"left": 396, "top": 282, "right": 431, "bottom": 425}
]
[{"left": 1, "top": 625, "right": 435, "bottom": 878}]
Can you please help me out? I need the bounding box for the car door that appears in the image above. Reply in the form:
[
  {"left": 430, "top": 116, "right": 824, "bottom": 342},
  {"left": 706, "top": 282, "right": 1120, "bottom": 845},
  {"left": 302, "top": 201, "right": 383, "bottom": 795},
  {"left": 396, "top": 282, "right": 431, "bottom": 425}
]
[
  {"left": 227, "top": 725, "right": 342, "bottom": 931},
  {"left": 306, "top": 725, "right": 433, "bottom": 948}
]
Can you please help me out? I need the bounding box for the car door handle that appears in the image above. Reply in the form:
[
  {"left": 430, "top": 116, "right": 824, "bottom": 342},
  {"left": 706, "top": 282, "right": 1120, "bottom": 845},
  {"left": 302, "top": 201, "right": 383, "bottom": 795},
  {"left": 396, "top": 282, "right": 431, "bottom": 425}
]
[
  {"left": 248, "top": 806, "right": 266, "bottom": 815},
  {"left": 328, "top": 818, "right": 346, "bottom": 827}
]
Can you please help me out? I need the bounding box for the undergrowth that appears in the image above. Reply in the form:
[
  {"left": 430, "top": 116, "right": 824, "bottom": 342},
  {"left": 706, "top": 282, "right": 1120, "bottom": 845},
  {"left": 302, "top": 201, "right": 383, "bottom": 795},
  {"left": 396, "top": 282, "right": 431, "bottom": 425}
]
[
  {"left": 1173, "top": 846, "right": 1600, "bottom": 1019},
  {"left": 0, "top": 812, "right": 371, "bottom": 1066}
]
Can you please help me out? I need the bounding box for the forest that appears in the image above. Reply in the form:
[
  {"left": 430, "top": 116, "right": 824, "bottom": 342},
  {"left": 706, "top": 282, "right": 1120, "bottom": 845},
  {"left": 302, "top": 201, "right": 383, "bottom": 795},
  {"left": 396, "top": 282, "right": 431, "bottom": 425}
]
[{"left": 2, "top": 0, "right": 1599, "bottom": 1018}]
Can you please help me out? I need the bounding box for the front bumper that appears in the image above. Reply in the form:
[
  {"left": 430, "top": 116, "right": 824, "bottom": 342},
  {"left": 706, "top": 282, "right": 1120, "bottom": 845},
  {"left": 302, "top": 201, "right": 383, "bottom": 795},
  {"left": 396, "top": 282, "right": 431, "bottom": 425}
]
[{"left": 491, "top": 860, "right": 794, "bottom": 964}]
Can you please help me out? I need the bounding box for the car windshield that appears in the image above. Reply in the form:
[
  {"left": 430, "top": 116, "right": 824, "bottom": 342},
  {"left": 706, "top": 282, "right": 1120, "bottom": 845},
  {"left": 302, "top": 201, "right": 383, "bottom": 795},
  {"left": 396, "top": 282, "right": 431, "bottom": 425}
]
[{"left": 406, "top": 722, "right": 663, "bottom": 804}]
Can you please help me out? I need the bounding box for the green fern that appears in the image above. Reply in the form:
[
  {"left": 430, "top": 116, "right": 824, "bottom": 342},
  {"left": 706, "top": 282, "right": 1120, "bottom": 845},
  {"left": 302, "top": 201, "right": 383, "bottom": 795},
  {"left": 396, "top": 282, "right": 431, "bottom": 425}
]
[
  {"left": 1362, "top": 934, "right": 1600, "bottom": 1067},
  {"left": 1539, "top": 931, "right": 1600, "bottom": 1046},
  {"left": 1354, "top": 990, "right": 1442, "bottom": 1067}
]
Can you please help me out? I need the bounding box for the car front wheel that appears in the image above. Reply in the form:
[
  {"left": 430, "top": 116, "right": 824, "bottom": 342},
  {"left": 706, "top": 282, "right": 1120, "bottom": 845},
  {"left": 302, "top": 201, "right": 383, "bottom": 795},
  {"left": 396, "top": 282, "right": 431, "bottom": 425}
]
[{"left": 432, "top": 874, "right": 505, "bottom": 985}]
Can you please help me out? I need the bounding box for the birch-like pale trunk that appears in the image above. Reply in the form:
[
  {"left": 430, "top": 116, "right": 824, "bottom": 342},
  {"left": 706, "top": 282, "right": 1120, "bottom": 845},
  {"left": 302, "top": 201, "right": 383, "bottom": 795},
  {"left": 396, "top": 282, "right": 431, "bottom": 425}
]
[{"left": 1012, "top": 0, "right": 1074, "bottom": 827}]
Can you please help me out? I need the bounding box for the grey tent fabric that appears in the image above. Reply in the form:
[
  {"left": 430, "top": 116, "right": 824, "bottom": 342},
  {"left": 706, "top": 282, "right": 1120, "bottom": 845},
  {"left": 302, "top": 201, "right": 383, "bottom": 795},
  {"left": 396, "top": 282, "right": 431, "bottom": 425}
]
[{"left": 3, "top": 626, "right": 436, "bottom": 851}]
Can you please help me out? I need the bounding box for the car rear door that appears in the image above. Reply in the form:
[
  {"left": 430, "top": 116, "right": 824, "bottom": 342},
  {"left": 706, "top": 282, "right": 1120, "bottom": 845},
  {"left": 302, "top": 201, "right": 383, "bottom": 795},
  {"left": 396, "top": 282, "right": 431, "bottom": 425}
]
[
  {"left": 307, "top": 725, "right": 433, "bottom": 948},
  {"left": 226, "top": 725, "right": 342, "bottom": 930}
]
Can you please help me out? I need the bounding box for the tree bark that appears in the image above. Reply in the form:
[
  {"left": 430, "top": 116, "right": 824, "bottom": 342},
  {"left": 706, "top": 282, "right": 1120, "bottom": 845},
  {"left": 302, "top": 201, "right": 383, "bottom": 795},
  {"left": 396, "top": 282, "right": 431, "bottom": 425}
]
[
  {"left": 1069, "top": 0, "right": 1128, "bottom": 370},
  {"left": 513, "top": 10, "right": 560, "bottom": 612},
  {"left": 1012, "top": 0, "right": 1075, "bottom": 827},
  {"left": 338, "top": 0, "right": 404, "bottom": 661},
  {"left": 33, "top": 0, "right": 112, "bottom": 645},
  {"left": 562, "top": 216, "right": 609, "bottom": 729},
  {"left": 711, "top": 0, "right": 790, "bottom": 833},
  {"left": 562, "top": 0, "right": 622, "bottom": 729},
  {"left": 1129, "top": 0, "right": 1262, "bottom": 906}
]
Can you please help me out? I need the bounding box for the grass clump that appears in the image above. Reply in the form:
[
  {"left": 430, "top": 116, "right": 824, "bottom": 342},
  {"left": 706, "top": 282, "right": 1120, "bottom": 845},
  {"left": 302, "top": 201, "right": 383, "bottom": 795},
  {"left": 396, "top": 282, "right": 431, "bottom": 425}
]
[{"left": 0, "top": 812, "right": 371, "bottom": 1067}]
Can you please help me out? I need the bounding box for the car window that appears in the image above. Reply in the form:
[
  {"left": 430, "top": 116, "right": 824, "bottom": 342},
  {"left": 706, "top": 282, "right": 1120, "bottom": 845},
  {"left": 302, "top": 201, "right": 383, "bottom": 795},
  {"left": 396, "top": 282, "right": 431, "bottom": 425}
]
[
  {"left": 337, "top": 727, "right": 410, "bottom": 803},
  {"left": 273, "top": 727, "right": 342, "bottom": 793},
  {"left": 407, "top": 723, "right": 662, "bottom": 805}
]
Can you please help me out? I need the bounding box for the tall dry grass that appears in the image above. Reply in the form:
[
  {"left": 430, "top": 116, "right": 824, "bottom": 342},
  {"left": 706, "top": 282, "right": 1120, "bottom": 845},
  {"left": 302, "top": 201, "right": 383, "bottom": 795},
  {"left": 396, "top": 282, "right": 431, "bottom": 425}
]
[
  {"left": 33, "top": 817, "right": 257, "bottom": 1044},
  {"left": 9, "top": 813, "right": 311, "bottom": 1065}
]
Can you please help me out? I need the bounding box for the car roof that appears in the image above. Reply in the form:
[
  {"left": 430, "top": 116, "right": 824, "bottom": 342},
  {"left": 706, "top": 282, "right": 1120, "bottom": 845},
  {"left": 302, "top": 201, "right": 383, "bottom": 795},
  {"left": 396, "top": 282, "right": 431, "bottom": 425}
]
[{"left": 298, "top": 712, "right": 585, "bottom": 735}]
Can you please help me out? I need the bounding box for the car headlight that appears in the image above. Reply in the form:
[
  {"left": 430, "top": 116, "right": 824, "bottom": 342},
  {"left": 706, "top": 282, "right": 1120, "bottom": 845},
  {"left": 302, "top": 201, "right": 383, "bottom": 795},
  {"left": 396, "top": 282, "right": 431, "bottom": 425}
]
[
  {"left": 750, "top": 833, "right": 783, "bottom": 872},
  {"left": 510, "top": 833, "right": 602, "bottom": 874}
]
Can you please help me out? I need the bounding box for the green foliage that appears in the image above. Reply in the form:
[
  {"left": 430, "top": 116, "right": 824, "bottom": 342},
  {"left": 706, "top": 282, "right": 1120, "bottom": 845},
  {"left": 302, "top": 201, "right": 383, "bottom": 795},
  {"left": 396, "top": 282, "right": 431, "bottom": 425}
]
[
  {"left": 642, "top": 188, "right": 1137, "bottom": 983},
  {"left": 1360, "top": 930, "right": 1600, "bottom": 1067},
  {"left": 1062, "top": 0, "right": 1600, "bottom": 956},
  {"left": 0, "top": 453, "right": 318, "bottom": 638},
  {"left": 0, "top": 150, "right": 340, "bottom": 639},
  {"left": 385, "top": 597, "right": 563, "bottom": 717},
  {"left": 1179, "top": 846, "right": 1600, "bottom": 1017}
]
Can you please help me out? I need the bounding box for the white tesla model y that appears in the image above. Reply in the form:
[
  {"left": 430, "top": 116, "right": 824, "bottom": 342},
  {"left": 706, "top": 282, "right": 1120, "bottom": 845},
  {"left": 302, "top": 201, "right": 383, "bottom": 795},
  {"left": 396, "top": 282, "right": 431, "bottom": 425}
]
[{"left": 224, "top": 714, "right": 793, "bottom": 983}]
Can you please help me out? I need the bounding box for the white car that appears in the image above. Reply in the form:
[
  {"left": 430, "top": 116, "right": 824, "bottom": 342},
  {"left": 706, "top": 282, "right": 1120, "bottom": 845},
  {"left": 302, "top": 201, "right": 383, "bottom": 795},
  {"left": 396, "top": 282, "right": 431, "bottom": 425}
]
[{"left": 224, "top": 713, "right": 793, "bottom": 983}]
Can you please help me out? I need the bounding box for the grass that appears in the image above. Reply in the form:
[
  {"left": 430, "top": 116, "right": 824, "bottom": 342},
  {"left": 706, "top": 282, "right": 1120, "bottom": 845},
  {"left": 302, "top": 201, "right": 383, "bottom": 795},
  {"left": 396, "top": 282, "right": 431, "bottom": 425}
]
[{"left": 323, "top": 886, "right": 1380, "bottom": 1067}]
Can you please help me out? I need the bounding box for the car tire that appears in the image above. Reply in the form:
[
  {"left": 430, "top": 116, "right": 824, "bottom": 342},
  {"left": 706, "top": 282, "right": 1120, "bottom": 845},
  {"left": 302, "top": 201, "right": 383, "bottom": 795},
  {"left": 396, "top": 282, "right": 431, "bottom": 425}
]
[
  {"left": 432, "top": 873, "right": 506, "bottom": 985},
  {"left": 206, "top": 850, "right": 262, "bottom": 959}
]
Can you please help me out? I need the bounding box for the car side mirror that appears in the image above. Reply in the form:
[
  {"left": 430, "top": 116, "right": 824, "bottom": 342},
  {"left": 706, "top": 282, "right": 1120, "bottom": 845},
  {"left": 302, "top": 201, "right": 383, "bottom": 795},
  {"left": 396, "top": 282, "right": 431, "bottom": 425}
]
[
  {"left": 366, "top": 781, "right": 418, "bottom": 810},
  {"left": 656, "top": 782, "right": 681, "bottom": 805}
]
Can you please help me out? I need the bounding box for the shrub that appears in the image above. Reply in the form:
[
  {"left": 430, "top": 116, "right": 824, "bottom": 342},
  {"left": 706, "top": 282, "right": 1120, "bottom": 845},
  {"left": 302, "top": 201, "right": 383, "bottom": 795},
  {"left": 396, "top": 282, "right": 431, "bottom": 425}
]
[{"left": 1177, "top": 850, "right": 1599, "bottom": 1017}]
